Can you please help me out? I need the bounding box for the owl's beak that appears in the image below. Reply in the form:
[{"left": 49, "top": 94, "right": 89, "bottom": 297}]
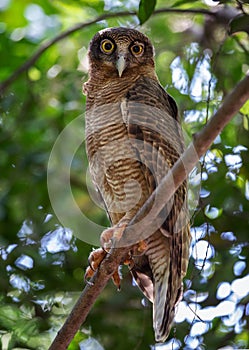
[{"left": 116, "top": 55, "right": 127, "bottom": 77}]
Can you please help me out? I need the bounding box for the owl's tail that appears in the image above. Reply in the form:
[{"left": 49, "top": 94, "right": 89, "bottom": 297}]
[
  {"left": 147, "top": 231, "right": 183, "bottom": 343},
  {"left": 153, "top": 269, "right": 183, "bottom": 342}
]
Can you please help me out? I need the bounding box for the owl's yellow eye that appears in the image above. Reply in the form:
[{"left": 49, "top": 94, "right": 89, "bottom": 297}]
[
  {"left": 130, "top": 43, "right": 144, "bottom": 56},
  {"left": 100, "top": 39, "right": 115, "bottom": 54}
]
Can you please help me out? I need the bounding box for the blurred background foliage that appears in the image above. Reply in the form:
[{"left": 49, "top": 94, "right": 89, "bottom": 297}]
[{"left": 0, "top": 0, "right": 249, "bottom": 349}]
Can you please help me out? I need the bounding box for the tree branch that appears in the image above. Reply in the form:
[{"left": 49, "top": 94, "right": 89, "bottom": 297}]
[
  {"left": 0, "top": 7, "right": 218, "bottom": 95},
  {"left": 48, "top": 73, "right": 249, "bottom": 350},
  {"left": 0, "top": 11, "right": 132, "bottom": 95}
]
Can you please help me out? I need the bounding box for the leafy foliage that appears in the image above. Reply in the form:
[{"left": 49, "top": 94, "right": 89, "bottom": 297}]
[
  {"left": 0, "top": 0, "right": 249, "bottom": 349},
  {"left": 229, "top": 14, "right": 249, "bottom": 35},
  {"left": 138, "top": 0, "right": 157, "bottom": 24}
]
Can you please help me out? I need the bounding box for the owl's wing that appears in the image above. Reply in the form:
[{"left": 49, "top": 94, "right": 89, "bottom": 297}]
[
  {"left": 124, "top": 76, "right": 190, "bottom": 342},
  {"left": 125, "top": 75, "right": 189, "bottom": 256}
]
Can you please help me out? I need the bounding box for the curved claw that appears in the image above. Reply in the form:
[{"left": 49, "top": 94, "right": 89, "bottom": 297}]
[
  {"left": 84, "top": 248, "right": 107, "bottom": 286},
  {"left": 85, "top": 278, "right": 95, "bottom": 286},
  {"left": 84, "top": 266, "right": 95, "bottom": 285},
  {"left": 112, "top": 268, "right": 122, "bottom": 291},
  {"left": 87, "top": 256, "right": 96, "bottom": 272},
  {"left": 102, "top": 245, "right": 111, "bottom": 255}
]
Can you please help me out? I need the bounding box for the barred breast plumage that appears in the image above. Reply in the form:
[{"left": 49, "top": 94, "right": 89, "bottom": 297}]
[{"left": 84, "top": 27, "right": 191, "bottom": 342}]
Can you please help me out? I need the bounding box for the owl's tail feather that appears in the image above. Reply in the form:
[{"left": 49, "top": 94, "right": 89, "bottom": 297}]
[
  {"left": 153, "top": 268, "right": 182, "bottom": 342},
  {"left": 147, "top": 232, "right": 183, "bottom": 343}
]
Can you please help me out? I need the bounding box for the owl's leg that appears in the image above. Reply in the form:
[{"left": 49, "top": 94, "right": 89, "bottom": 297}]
[
  {"left": 100, "top": 222, "right": 148, "bottom": 267},
  {"left": 84, "top": 247, "right": 123, "bottom": 290},
  {"left": 100, "top": 222, "right": 127, "bottom": 249},
  {"left": 101, "top": 216, "right": 149, "bottom": 257}
]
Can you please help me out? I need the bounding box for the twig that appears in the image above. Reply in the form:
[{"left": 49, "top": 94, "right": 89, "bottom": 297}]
[
  {"left": 153, "top": 7, "right": 217, "bottom": 17},
  {"left": 0, "top": 8, "right": 218, "bottom": 95},
  {"left": 0, "top": 11, "right": 133, "bottom": 94},
  {"left": 49, "top": 73, "right": 249, "bottom": 350}
]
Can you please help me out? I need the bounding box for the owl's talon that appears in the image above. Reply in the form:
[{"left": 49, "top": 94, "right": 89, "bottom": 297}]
[
  {"left": 100, "top": 222, "right": 128, "bottom": 250},
  {"left": 102, "top": 245, "right": 111, "bottom": 255},
  {"left": 87, "top": 257, "right": 96, "bottom": 272},
  {"left": 84, "top": 247, "right": 107, "bottom": 285},
  {"left": 84, "top": 266, "right": 95, "bottom": 284},
  {"left": 112, "top": 267, "right": 122, "bottom": 290},
  {"left": 103, "top": 239, "right": 113, "bottom": 251},
  {"left": 89, "top": 247, "right": 107, "bottom": 268},
  {"left": 85, "top": 275, "right": 95, "bottom": 286}
]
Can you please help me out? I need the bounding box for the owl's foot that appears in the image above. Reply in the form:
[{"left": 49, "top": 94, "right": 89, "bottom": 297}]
[
  {"left": 99, "top": 224, "right": 147, "bottom": 264},
  {"left": 84, "top": 247, "right": 123, "bottom": 290},
  {"left": 100, "top": 222, "right": 127, "bottom": 250},
  {"left": 84, "top": 247, "right": 106, "bottom": 285},
  {"left": 132, "top": 240, "right": 148, "bottom": 256},
  {"left": 124, "top": 241, "right": 148, "bottom": 272},
  {"left": 85, "top": 223, "right": 129, "bottom": 289},
  {"left": 85, "top": 223, "right": 142, "bottom": 290}
]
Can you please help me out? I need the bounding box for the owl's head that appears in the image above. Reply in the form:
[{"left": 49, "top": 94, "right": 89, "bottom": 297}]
[{"left": 87, "top": 27, "right": 155, "bottom": 78}]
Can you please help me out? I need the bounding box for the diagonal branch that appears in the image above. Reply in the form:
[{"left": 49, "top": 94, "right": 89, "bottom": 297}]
[
  {"left": 48, "top": 73, "right": 249, "bottom": 350},
  {"left": 0, "top": 7, "right": 218, "bottom": 95}
]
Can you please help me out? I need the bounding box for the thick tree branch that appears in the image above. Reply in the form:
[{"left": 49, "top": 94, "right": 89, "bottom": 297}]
[
  {"left": 0, "top": 7, "right": 218, "bottom": 95},
  {"left": 49, "top": 73, "right": 249, "bottom": 350}
]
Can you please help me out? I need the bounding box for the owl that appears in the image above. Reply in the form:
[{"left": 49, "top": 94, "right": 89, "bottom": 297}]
[{"left": 83, "top": 27, "right": 191, "bottom": 343}]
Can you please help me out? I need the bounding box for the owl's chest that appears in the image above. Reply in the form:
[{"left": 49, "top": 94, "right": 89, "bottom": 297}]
[
  {"left": 84, "top": 75, "right": 138, "bottom": 108},
  {"left": 85, "top": 99, "right": 134, "bottom": 169},
  {"left": 85, "top": 99, "right": 149, "bottom": 222}
]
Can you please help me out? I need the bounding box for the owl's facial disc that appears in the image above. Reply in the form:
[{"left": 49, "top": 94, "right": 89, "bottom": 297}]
[
  {"left": 115, "top": 41, "right": 145, "bottom": 77},
  {"left": 116, "top": 54, "right": 126, "bottom": 78}
]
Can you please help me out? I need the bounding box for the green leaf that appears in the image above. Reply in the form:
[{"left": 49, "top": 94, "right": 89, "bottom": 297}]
[
  {"left": 243, "top": 115, "right": 249, "bottom": 130},
  {"left": 68, "top": 330, "right": 87, "bottom": 349},
  {"left": 138, "top": 0, "right": 156, "bottom": 25},
  {"left": 240, "top": 99, "right": 249, "bottom": 116},
  {"left": 229, "top": 14, "right": 249, "bottom": 35}
]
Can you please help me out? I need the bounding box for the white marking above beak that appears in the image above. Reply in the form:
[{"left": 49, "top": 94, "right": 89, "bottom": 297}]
[{"left": 116, "top": 55, "right": 126, "bottom": 77}]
